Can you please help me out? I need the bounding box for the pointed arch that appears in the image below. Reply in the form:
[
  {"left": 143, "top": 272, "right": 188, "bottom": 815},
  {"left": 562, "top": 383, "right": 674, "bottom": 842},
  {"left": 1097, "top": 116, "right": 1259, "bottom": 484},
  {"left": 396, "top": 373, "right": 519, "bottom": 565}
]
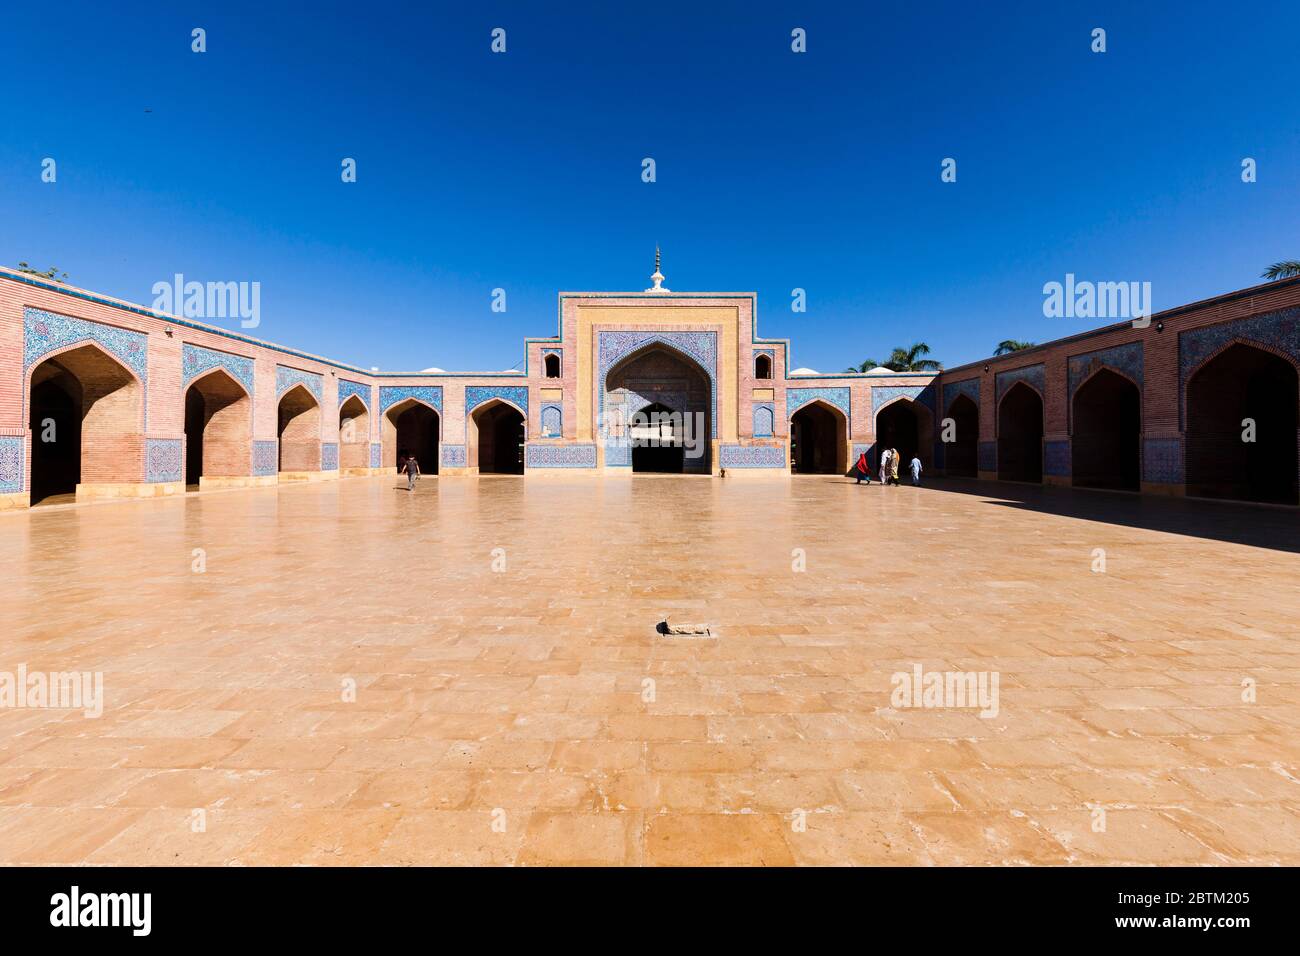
[
  {"left": 382, "top": 396, "right": 440, "bottom": 474},
  {"left": 185, "top": 366, "right": 252, "bottom": 485},
  {"left": 277, "top": 382, "right": 322, "bottom": 474},
  {"left": 790, "top": 397, "right": 848, "bottom": 474},
  {"left": 997, "top": 381, "right": 1043, "bottom": 483},
  {"left": 469, "top": 397, "right": 524, "bottom": 474}
]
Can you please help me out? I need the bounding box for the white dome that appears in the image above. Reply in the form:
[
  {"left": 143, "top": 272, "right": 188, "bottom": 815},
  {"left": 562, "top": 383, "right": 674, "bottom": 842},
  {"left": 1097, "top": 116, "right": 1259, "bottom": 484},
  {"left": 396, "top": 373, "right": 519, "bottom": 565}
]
[
  {"left": 869, "top": 366, "right": 894, "bottom": 374},
  {"left": 789, "top": 367, "right": 819, "bottom": 375},
  {"left": 421, "top": 367, "right": 446, "bottom": 373}
]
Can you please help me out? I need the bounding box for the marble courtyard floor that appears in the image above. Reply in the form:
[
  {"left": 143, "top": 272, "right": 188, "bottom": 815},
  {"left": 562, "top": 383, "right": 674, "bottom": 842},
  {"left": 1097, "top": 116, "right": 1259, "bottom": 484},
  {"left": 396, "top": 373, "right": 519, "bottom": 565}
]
[{"left": 1, "top": 474, "right": 1298, "bottom": 866}]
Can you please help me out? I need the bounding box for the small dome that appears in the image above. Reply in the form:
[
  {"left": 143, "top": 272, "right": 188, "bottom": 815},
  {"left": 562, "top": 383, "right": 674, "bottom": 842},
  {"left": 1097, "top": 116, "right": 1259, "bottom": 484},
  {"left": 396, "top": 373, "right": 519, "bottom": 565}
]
[
  {"left": 869, "top": 366, "right": 894, "bottom": 374},
  {"left": 421, "top": 367, "right": 446, "bottom": 373},
  {"left": 789, "top": 367, "right": 819, "bottom": 375}
]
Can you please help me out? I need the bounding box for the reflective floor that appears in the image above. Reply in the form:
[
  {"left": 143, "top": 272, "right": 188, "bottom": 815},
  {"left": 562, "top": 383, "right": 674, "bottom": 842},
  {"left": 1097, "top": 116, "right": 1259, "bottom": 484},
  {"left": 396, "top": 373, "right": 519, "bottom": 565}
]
[{"left": 1, "top": 474, "right": 1298, "bottom": 865}]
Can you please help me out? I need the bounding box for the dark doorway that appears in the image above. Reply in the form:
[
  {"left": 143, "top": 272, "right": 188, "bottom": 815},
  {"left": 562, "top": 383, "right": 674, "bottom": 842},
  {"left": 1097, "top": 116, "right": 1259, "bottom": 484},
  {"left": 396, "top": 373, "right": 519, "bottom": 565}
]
[
  {"left": 184, "top": 370, "right": 250, "bottom": 487},
  {"left": 1072, "top": 370, "right": 1140, "bottom": 491},
  {"left": 28, "top": 376, "right": 81, "bottom": 504},
  {"left": 997, "top": 383, "right": 1043, "bottom": 483},
  {"left": 875, "top": 400, "right": 925, "bottom": 476},
  {"left": 1186, "top": 344, "right": 1298, "bottom": 505},
  {"left": 391, "top": 401, "right": 439, "bottom": 475},
  {"left": 277, "top": 385, "right": 321, "bottom": 473},
  {"left": 945, "top": 395, "right": 979, "bottom": 477},
  {"left": 790, "top": 401, "right": 845, "bottom": 474},
  {"left": 473, "top": 401, "right": 525, "bottom": 474},
  {"left": 631, "top": 402, "right": 685, "bottom": 473},
  {"left": 185, "top": 387, "right": 205, "bottom": 487}
]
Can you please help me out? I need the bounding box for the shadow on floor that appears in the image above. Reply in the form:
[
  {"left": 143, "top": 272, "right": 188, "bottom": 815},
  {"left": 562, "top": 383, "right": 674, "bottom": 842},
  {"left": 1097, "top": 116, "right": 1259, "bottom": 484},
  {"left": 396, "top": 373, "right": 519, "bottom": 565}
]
[{"left": 925, "top": 477, "right": 1300, "bottom": 554}]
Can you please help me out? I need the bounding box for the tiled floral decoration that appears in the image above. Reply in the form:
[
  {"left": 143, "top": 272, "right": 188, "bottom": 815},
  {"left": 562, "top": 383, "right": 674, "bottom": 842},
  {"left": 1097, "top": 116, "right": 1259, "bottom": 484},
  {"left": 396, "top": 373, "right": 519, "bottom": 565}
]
[
  {"left": 369, "top": 443, "right": 382, "bottom": 468},
  {"left": 752, "top": 403, "right": 775, "bottom": 437},
  {"left": 1044, "top": 440, "right": 1071, "bottom": 477},
  {"left": 379, "top": 385, "right": 442, "bottom": 415},
  {"left": 1143, "top": 437, "right": 1183, "bottom": 484},
  {"left": 720, "top": 444, "right": 785, "bottom": 468},
  {"left": 525, "top": 443, "right": 597, "bottom": 468},
  {"left": 337, "top": 379, "right": 369, "bottom": 407},
  {"left": 23, "top": 307, "right": 148, "bottom": 381},
  {"left": 441, "top": 444, "right": 467, "bottom": 468},
  {"left": 466, "top": 385, "right": 528, "bottom": 414},
  {"left": 145, "top": 439, "right": 182, "bottom": 483},
  {"left": 275, "top": 365, "right": 323, "bottom": 401},
  {"left": 871, "top": 384, "right": 936, "bottom": 417},
  {"left": 182, "top": 343, "right": 255, "bottom": 395},
  {"left": 978, "top": 441, "right": 997, "bottom": 472},
  {"left": 540, "top": 404, "right": 562, "bottom": 438},
  {"left": 0, "top": 437, "right": 23, "bottom": 493},
  {"left": 942, "top": 377, "right": 980, "bottom": 412},
  {"left": 253, "top": 441, "right": 278, "bottom": 476},
  {"left": 321, "top": 443, "right": 339, "bottom": 471},
  {"left": 995, "top": 364, "right": 1045, "bottom": 404},
  {"left": 788, "top": 386, "right": 851, "bottom": 426}
]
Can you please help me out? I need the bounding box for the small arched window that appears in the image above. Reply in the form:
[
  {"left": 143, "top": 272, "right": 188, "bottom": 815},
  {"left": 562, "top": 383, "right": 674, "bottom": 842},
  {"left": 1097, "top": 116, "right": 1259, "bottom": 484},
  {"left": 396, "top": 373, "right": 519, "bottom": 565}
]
[
  {"left": 544, "top": 354, "right": 561, "bottom": 378},
  {"left": 755, "top": 354, "right": 772, "bottom": 379}
]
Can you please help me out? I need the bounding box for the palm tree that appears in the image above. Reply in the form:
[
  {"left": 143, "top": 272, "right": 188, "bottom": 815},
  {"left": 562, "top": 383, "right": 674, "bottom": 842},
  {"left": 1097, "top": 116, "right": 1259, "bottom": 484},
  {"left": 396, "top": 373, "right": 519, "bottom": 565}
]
[
  {"left": 843, "top": 359, "right": 881, "bottom": 373},
  {"left": 994, "top": 339, "right": 1035, "bottom": 355},
  {"left": 886, "top": 343, "right": 942, "bottom": 372},
  {"left": 1262, "top": 261, "right": 1300, "bottom": 280}
]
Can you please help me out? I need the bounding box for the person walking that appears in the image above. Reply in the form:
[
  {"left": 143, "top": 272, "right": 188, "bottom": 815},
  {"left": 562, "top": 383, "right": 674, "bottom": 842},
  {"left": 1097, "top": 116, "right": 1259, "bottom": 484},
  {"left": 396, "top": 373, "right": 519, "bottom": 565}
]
[
  {"left": 403, "top": 453, "right": 420, "bottom": 491},
  {"left": 879, "top": 447, "right": 892, "bottom": 487},
  {"left": 910, "top": 454, "right": 923, "bottom": 486},
  {"left": 890, "top": 448, "right": 901, "bottom": 486},
  {"left": 853, "top": 450, "right": 871, "bottom": 484}
]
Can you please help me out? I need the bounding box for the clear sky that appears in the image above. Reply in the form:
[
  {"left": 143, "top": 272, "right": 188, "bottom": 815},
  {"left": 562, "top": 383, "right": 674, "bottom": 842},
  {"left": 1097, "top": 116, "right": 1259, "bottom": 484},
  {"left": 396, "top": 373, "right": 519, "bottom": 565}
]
[{"left": 3, "top": 1, "right": 1297, "bottom": 373}]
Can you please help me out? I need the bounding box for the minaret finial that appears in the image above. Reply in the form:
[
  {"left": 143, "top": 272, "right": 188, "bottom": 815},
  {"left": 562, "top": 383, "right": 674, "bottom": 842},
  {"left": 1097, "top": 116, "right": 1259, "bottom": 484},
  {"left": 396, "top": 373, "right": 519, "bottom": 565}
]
[{"left": 646, "top": 246, "right": 669, "bottom": 293}]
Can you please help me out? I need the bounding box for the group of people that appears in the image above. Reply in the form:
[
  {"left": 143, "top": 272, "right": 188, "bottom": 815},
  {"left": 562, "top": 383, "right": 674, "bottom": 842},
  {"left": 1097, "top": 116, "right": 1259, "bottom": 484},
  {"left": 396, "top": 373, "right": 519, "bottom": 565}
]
[{"left": 852, "top": 447, "right": 922, "bottom": 486}]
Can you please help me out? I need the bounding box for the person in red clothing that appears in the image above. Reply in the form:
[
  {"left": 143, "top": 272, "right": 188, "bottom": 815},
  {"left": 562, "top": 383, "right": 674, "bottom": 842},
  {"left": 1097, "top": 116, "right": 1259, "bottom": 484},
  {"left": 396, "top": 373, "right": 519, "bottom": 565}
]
[{"left": 853, "top": 450, "right": 871, "bottom": 484}]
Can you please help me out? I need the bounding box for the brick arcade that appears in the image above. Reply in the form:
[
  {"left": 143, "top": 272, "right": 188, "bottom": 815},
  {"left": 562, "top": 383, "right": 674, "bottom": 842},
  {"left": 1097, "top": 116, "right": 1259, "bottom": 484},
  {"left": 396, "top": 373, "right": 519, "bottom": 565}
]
[{"left": 0, "top": 263, "right": 1297, "bottom": 509}]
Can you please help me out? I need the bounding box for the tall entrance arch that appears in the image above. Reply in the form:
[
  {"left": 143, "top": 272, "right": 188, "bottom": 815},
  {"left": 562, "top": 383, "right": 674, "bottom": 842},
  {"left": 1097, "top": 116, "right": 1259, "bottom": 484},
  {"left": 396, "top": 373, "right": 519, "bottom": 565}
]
[
  {"left": 875, "top": 398, "right": 932, "bottom": 476},
  {"left": 277, "top": 384, "right": 322, "bottom": 474},
  {"left": 1072, "top": 369, "right": 1140, "bottom": 491},
  {"left": 383, "top": 398, "right": 439, "bottom": 474},
  {"left": 1186, "top": 343, "right": 1298, "bottom": 504},
  {"left": 184, "top": 368, "right": 251, "bottom": 486},
  {"left": 604, "top": 343, "right": 712, "bottom": 475},
  {"left": 790, "top": 399, "right": 847, "bottom": 474},
  {"left": 470, "top": 399, "right": 524, "bottom": 474},
  {"left": 339, "top": 395, "right": 372, "bottom": 471},
  {"left": 28, "top": 344, "right": 143, "bottom": 505},
  {"left": 997, "top": 383, "right": 1043, "bottom": 483}
]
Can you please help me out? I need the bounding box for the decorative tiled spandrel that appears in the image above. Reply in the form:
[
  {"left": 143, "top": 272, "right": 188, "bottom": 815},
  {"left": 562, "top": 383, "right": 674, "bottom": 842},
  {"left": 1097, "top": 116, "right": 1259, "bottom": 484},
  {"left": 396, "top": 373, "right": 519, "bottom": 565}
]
[
  {"left": 788, "top": 387, "right": 851, "bottom": 427},
  {"left": 871, "top": 384, "right": 936, "bottom": 417},
  {"left": 466, "top": 385, "right": 528, "bottom": 414},
  {"left": 1178, "top": 308, "right": 1300, "bottom": 426},
  {"left": 337, "top": 379, "right": 369, "bottom": 407},
  {"left": 379, "top": 385, "right": 442, "bottom": 415},
  {"left": 942, "top": 378, "right": 980, "bottom": 412},
  {"left": 275, "top": 365, "right": 323, "bottom": 401},
  {"left": 995, "top": 364, "right": 1045, "bottom": 404},
  {"left": 182, "top": 344, "right": 255, "bottom": 395}
]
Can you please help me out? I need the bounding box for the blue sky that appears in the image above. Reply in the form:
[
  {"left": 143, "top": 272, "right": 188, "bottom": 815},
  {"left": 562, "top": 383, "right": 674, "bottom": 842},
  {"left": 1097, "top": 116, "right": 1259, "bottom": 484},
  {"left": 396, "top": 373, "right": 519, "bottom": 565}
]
[{"left": 3, "top": 1, "right": 1298, "bottom": 373}]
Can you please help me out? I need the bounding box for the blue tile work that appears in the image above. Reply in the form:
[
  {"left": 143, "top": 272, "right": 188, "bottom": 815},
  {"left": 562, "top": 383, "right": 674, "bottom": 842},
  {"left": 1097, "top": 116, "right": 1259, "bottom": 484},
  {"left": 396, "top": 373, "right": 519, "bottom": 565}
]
[
  {"left": 598, "top": 331, "right": 718, "bottom": 439},
  {"left": 788, "top": 386, "right": 851, "bottom": 426},
  {"left": 321, "top": 443, "right": 339, "bottom": 471},
  {"left": 1067, "top": 342, "right": 1144, "bottom": 429},
  {"left": 1044, "top": 440, "right": 1071, "bottom": 477},
  {"left": 932, "top": 440, "right": 946, "bottom": 470},
  {"left": 525, "top": 443, "right": 597, "bottom": 468},
  {"left": 337, "top": 379, "right": 369, "bottom": 408},
  {"left": 871, "top": 384, "right": 937, "bottom": 416},
  {"left": 720, "top": 444, "right": 786, "bottom": 468},
  {"left": 466, "top": 385, "right": 529, "bottom": 415},
  {"left": 276, "top": 365, "right": 323, "bottom": 401},
  {"left": 604, "top": 442, "right": 631, "bottom": 467},
  {"left": 752, "top": 403, "right": 774, "bottom": 437},
  {"left": 145, "top": 439, "right": 182, "bottom": 483},
  {"left": 253, "top": 441, "right": 277, "bottom": 476},
  {"left": 0, "top": 437, "right": 23, "bottom": 493},
  {"left": 379, "top": 385, "right": 442, "bottom": 415},
  {"left": 942, "top": 377, "right": 980, "bottom": 412},
  {"left": 23, "top": 307, "right": 148, "bottom": 381},
  {"left": 978, "top": 441, "right": 997, "bottom": 472},
  {"left": 370, "top": 443, "right": 382, "bottom": 468},
  {"left": 1143, "top": 438, "right": 1184, "bottom": 484},
  {"left": 441, "top": 444, "right": 467, "bottom": 468},
  {"left": 182, "top": 343, "right": 255, "bottom": 394},
  {"left": 995, "top": 364, "right": 1046, "bottom": 404},
  {"left": 1178, "top": 307, "right": 1300, "bottom": 426},
  {"left": 540, "top": 404, "right": 562, "bottom": 438}
]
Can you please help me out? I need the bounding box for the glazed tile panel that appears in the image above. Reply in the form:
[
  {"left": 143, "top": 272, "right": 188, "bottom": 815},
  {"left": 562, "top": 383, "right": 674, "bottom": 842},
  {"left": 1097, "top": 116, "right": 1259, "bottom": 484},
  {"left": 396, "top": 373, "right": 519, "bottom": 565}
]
[
  {"left": 719, "top": 445, "right": 786, "bottom": 468},
  {"left": 182, "top": 343, "right": 255, "bottom": 394},
  {"left": 525, "top": 444, "right": 597, "bottom": 468},
  {"left": 0, "top": 437, "right": 23, "bottom": 493},
  {"left": 275, "top": 365, "right": 323, "bottom": 401},
  {"left": 379, "top": 385, "right": 442, "bottom": 415},
  {"left": 465, "top": 385, "right": 529, "bottom": 414},
  {"left": 145, "top": 439, "right": 182, "bottom": 483},
  {"left": 995, "top": 364, "right": 1045, "bottom": 403}
]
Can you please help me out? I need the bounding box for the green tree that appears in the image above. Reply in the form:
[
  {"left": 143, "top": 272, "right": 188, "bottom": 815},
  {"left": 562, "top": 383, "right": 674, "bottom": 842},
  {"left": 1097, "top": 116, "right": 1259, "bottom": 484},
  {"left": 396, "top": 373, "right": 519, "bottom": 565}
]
[
  {"left": 16, "top": 262, "right": 68, "bottom": 283},
  {"left": 885, "top": 342, "right": 942, "bottom": 371},
  {"left": 843, "top": 359, "right": 881, "bottom": 373},
  {"left": 1262, "top": 261, "right": 1300, "bottom": 280},
  {"left": 994, "top": 339, "right": 1035, "bottom": 355}
]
